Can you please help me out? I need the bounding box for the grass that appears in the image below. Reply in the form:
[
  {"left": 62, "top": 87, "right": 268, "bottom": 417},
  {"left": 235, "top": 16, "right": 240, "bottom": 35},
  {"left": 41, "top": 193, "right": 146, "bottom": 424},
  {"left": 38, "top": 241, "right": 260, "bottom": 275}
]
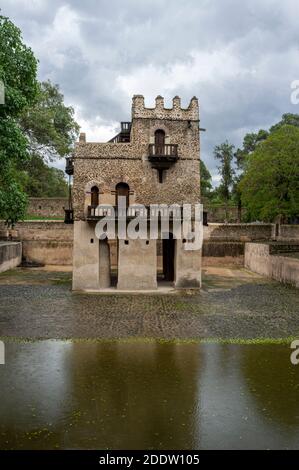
[
  {"left": 24, "top": 215, "right": 64, "bottom": 221},
  {"left": 0, "top": 336, "right": 296, "bottom": 345}
]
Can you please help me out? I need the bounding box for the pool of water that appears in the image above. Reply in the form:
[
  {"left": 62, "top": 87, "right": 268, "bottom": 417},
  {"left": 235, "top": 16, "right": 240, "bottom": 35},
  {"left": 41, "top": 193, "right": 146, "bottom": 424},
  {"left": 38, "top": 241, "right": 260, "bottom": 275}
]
[{"left": 0, "top": 341, "right": 298, "bottom": 449}]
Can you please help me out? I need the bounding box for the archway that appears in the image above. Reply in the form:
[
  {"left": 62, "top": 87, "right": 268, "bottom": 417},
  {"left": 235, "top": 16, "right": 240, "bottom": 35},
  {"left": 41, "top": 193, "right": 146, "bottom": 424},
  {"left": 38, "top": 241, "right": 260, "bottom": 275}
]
[
  {"left": 91, "top": 186, "right": 99, "bottom": 207},
  {"left": 115, "top": 182, "right": 130, "bottom": 207}
]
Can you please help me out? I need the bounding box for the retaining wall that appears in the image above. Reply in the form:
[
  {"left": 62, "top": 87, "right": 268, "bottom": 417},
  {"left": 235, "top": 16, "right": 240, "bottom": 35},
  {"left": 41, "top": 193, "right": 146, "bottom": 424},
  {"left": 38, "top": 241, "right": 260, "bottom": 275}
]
[
  {"left": 0, "top": 242, "right": 22, "bottom": 273},
  {"left": 245, "top": 242, "right": 299, "bottom": 288}
]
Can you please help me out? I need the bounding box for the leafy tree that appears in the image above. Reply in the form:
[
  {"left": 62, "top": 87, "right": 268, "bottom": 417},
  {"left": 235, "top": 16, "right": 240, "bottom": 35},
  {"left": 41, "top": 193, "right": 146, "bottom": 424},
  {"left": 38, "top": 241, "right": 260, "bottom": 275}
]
[
  {"left": 240, "top": 125, "right": 299, "bottom": 222},
  {"left": 213, "top": 141, "right": 235, "bottom": 220},
  {"left": 16, "top": 80, "right": 79, "bottom": 197},
  {"left": 234, "top": 129, "right": 269, "bottom": 170},
  {"left": 19, "top": 80, "right": 79, "bottom": 162},
  {"left": 0, "top": 15, "right": 38, "bottom": 224},
  {"left": 19, "top": 154, "right": 69, "bottom": 197},
  {"left": 270, "top": 113, "right": 299, "bottom": 133},
  {"left": 200, "top": 160, "right": 212, "bottom": 197},
  {"left": 0, "top": 181, "right": 28, "bottom": 227}
]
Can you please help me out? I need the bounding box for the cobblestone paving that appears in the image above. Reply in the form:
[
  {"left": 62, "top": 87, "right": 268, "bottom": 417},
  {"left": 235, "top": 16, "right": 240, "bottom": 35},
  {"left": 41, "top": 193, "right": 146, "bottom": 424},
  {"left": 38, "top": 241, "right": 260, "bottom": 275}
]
[{"left": 0, "top": 267, "right": 298, "bottom": 340}]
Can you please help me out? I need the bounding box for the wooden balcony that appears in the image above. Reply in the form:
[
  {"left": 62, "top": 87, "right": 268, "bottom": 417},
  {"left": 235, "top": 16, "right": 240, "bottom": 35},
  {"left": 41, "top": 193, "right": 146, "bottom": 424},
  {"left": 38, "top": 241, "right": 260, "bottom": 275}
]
[
  {"left": 86, "top": 205, "right": 183, "bottom": 221},
  {"left": 148, "top": 144, "right": 178, "bottom": 170},
  {"left": 87, "top": 205, "right": 141, "bottom": 220},
  {"left": 109, "top": 122, "right": 131, "bottom": 143}
]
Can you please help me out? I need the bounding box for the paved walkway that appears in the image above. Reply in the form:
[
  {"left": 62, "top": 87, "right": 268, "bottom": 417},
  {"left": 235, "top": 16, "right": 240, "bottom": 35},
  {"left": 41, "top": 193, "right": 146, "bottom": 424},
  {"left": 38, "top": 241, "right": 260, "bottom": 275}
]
[{"left": 0, "top": 266, "right": 298, "bottom": 340}]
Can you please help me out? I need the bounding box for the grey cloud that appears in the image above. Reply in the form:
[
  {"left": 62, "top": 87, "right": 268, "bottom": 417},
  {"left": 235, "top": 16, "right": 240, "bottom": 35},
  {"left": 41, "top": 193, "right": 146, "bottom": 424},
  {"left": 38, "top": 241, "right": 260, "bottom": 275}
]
[{"left": 2, "top": 0, "right": 299, "bottom": 182}]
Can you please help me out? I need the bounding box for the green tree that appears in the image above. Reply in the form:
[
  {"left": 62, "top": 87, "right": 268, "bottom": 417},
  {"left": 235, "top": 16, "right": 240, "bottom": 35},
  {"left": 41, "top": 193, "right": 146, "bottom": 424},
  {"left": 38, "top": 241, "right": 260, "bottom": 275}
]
[
  {"left": 240, "top": 125, "right": 299, "bottom": 222},
  {"left": 200, "top": 160, "right": 212, "bottom": 198},
  {"left": 19, "top": 80, "right": 79, "bottom": 162},
  {"left": 0, "top": 15, "right": 38, "bottom": 225},
  {"left": 16, "top": 80, "right": 79, "bottom": 197},
  {"left": 20, "top": 154, "right": 68, "bottom": 197},
  {"left": 213, "top": 141, "right": 235, "bottom": 220},
  {"left": 0, "top": 181, "right": 27, "bottom": 227}
]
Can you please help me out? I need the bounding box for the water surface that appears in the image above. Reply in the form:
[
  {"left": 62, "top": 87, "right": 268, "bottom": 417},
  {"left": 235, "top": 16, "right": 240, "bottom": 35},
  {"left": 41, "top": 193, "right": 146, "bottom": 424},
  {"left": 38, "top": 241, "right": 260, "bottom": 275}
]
[{"left": 0, "top": 341, "right": 298, "bottom": 449}]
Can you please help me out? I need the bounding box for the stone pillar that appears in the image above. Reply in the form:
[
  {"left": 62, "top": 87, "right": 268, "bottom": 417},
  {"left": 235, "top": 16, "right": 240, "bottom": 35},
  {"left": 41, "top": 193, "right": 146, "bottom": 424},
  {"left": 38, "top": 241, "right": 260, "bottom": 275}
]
[
  {"left": 99, "top": 240, "right": 111, "bottom": 288},
  {"left": 174, "top": 239, "right": 201, "bottom": 288},
  {"left": 72, "top": 221, "right": 99, "bottom": 291},
  {"left": 117, "top": 239, "right": 157, "bottom": 290}
]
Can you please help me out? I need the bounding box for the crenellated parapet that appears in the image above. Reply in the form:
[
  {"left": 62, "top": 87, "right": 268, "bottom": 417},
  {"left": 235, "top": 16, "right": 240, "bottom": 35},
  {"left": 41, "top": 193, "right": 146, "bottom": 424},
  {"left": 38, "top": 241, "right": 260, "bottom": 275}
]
[{"left": 132, "top": 95, "right": 199, "bottom": 121}]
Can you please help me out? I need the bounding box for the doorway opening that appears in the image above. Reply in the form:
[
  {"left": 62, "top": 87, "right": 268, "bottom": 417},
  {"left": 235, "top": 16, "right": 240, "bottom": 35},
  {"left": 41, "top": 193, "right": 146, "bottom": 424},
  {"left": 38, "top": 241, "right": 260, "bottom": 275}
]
[{"left": 157, "top": 233, "right": 175, "bottom": 284}]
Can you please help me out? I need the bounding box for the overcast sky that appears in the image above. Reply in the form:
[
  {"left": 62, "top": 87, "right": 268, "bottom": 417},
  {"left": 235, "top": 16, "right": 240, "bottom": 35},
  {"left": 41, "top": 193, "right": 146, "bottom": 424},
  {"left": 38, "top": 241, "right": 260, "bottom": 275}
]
[{"left": 2, "top": 0, "right": 299, "bottom": 183}]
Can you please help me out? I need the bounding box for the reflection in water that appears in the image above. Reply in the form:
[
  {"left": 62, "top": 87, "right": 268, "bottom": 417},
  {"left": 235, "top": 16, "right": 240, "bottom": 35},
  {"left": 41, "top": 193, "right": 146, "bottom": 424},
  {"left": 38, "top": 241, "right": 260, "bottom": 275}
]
[{"left": 0, "top": 341, "right": 298, "bottom": 449}]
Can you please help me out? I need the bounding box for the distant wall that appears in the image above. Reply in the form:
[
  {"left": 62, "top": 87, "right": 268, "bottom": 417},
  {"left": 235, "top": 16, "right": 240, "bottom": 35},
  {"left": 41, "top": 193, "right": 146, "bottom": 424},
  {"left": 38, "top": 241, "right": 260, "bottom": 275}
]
[
  {"left": 245, "top": 242, "right": 299, "bottom": 288},
  {"left": 0, "top": 221, "right": 73, "bottom": 266},
  {"left": 0, "top": 242, "right": 22, "bottom": 273},
  {"left": 204, "top": 223, "right": 273, "bottom": 241},
  {"left": 27, "top": 198, "right": 68, "bottom": 218},
  {"left": 278, "top": 225, "right": 299, "bottom": 241},
  {"left": 1, "top": 220, "right": 298, "bottom": 268},
  {"left": 204, "top": 205, "right": 248, "bottom": 223}
]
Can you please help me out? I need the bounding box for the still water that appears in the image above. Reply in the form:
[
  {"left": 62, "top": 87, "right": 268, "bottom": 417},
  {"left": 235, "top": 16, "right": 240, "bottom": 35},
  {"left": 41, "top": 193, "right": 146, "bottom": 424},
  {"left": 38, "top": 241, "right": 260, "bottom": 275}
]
[{"left": 0, "top": 341, "right": 298, "bottom": 449}]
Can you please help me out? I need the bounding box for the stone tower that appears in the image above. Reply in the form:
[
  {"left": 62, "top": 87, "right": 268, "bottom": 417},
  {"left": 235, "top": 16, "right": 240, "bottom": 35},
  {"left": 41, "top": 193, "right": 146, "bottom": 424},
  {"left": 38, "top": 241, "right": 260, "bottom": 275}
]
[{"left": 71, "top": 95, "right": 202, "bottom": 291}]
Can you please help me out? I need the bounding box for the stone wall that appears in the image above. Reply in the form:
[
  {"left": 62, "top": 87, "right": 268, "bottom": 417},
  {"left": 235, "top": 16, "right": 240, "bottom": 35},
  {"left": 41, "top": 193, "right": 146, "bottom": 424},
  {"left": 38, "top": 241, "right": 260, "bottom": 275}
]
[
  {"left": 0, "top": 242, "right": 22, "bottom": 273},
  {"left": 0, "top": 221, "right": 281, "bottom": 267},
  {"left": 27, "top": 198, "right": 67, "bottom": 218},
  {"left": 278, "top": 224, "right": 299, "bottom": 241},
  {"left": 245, "top": 242, "right": 299, "bottom": 287},
  {"left": 204, "top": 205, "right": 248, "bottom": 223},
  {"left": 0, "top": 221, "right": 73, "bottom": 266},
  {"left": 204, "top": 223, "right": 272, "bottom": 241}
]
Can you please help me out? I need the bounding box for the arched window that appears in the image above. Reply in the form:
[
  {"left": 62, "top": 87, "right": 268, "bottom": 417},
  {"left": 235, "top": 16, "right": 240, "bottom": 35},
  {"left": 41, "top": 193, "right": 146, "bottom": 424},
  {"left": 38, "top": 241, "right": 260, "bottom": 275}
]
[
  {"left": 90, "top": 186, "right": 99, "bottom": 207},
  {"left": 115, "top": 182, "right": 130, "bottom": 207},
  {"left": 155, "top": 129, "right": 165, "bottom": 153}
]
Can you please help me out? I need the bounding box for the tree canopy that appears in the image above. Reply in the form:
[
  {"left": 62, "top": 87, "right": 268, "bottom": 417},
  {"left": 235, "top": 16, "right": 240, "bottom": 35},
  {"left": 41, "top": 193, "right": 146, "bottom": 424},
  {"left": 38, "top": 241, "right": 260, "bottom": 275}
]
[
  {"left": 20, "top": 80, "right": 79, "bottom": 162},
  {"left": 240, "top": 125, "right": 299, "bottom": 221},
  {"left": 0, "top": 15, "right": 39, "bottom": 225},
  {"left": 0, "top": 16, "right": 79, "bottom": 224},
  {"left": 200, "top": 160, "right": 212, "bottom": 197}
]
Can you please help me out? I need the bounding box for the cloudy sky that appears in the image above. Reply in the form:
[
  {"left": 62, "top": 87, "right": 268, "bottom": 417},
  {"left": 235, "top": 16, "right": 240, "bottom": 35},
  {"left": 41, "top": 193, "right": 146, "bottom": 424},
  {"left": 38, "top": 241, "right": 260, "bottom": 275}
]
[{"left": 2, "top": 0, "right": 299, "bottom": 184}]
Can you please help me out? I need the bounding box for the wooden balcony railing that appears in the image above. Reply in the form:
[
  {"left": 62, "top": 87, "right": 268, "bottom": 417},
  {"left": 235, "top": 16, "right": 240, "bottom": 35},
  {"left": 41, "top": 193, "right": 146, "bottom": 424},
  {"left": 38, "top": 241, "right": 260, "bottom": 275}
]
[
  {"left": 148, "top": 144, "right": 178, "bottom": 159},
  {"left": 109, "top": 122, "right": 131, "bottom": 143},
  {"left": 121, "top": 122, "right": 131, "bottom": 132},
  {"left": 87, "top": 205, "right": 183, "bottom": 220}
]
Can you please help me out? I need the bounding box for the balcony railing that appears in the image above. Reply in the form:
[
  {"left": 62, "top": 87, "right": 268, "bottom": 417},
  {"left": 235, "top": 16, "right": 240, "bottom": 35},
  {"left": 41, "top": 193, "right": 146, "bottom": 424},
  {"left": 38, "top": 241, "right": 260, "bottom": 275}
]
[
  {"left": 148, "top": 144, "right": 178, "bottom": 159},
  {"left": 148, "top": 144, "right": 178, "bottom": 171},
  {"left": 121, "top": 122, "right": 131, "bottom": 132},
  {"left": 109, "top": 122, "right": 131, "bottom": 143},
  {"left": 87, "top": 205, "right": 183, "bottom": 220}
]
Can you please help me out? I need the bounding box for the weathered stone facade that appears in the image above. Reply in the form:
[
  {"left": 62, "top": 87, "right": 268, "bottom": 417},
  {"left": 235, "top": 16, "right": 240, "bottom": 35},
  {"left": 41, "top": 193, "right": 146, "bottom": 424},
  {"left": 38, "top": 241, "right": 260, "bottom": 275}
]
[{"left": 72, "top": 95, "right": 202, "bottom": 291}]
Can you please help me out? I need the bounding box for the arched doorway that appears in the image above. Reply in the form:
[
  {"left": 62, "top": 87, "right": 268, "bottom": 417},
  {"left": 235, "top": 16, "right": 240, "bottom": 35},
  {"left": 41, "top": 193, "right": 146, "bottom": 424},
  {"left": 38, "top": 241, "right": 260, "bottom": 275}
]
[
  {"left": 115, "top": 182, "right": 130, "bottom": 207},
  {"left": 155, "top": 129, "right": 165, "bottom": 154},
  {"left": 90, "top": 186, "right": 99, "bottom": 207}
]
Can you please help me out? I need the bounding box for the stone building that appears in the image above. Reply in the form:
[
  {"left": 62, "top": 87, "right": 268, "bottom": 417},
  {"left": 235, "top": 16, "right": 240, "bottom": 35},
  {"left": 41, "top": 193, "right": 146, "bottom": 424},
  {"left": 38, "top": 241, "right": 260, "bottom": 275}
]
[{"left": 70, "top": 95, "right": 202, "bottom": 291}]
